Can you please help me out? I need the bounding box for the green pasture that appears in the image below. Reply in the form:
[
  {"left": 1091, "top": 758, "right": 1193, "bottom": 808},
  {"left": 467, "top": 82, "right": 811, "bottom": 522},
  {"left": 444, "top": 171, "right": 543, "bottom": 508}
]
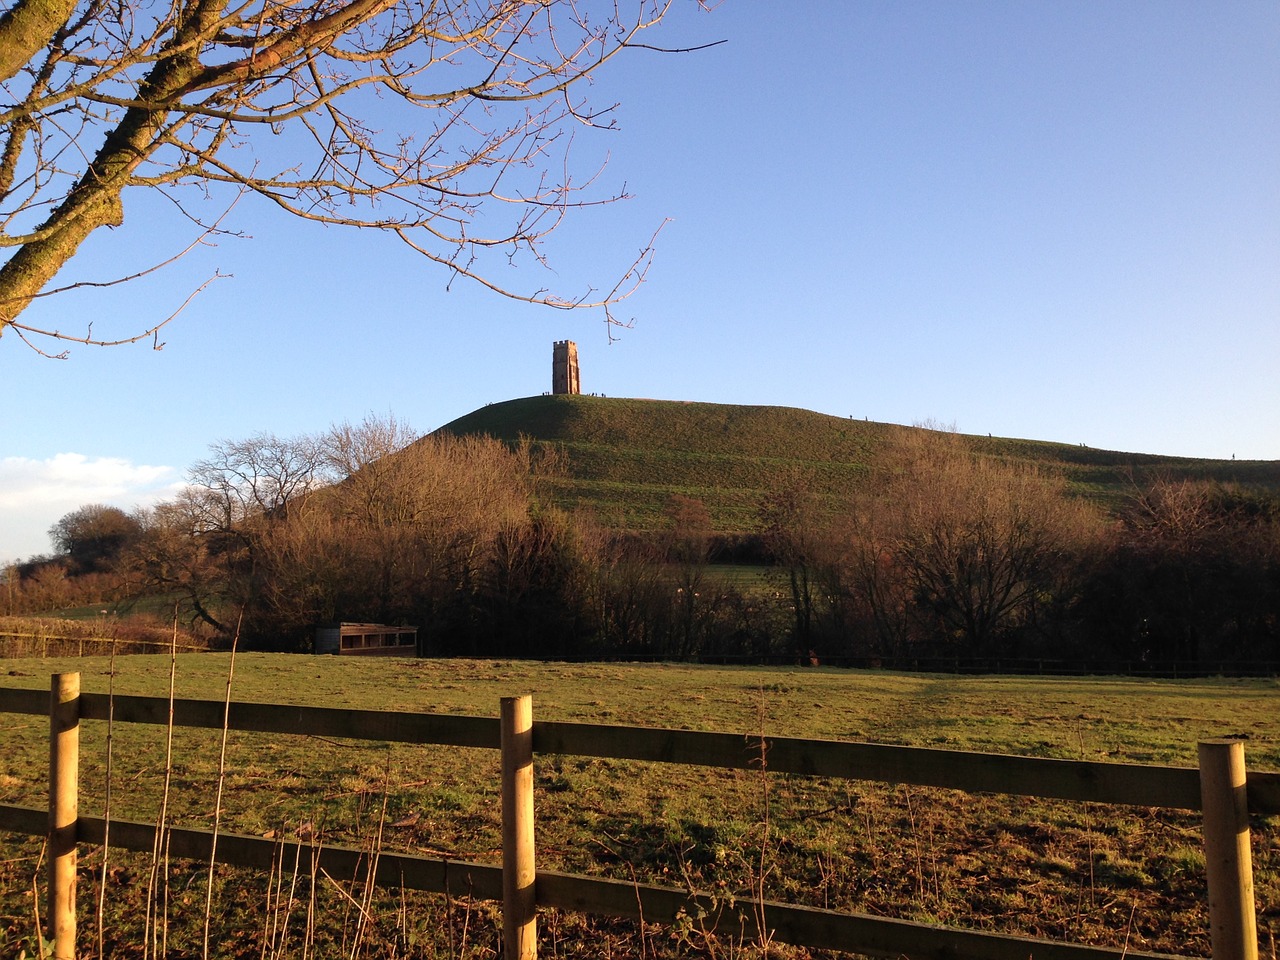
[
  {"left": 7, "top": 654, "right": 1276, "bottom": 763},
  {"left": 436, "top": 395, "right": 1280, "bottom": 534},
  {"left": 1, "top": 656, "right": 1277, "bottom": 957}
]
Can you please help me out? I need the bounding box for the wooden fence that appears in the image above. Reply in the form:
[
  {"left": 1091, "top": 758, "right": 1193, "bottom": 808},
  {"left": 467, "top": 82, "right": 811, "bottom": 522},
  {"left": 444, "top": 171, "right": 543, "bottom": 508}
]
[
  {"left": 1, "top": 673, "right": 1276, "bottom": 960},
  {"left": 0, "top": 631, "right": 210, "bottom": 658}
]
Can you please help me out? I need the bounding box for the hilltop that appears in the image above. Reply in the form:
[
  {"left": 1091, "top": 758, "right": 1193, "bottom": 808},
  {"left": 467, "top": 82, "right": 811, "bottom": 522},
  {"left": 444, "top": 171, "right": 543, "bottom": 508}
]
[{"left": 435, "top": 395, "right": 1280, "bottom": 533}]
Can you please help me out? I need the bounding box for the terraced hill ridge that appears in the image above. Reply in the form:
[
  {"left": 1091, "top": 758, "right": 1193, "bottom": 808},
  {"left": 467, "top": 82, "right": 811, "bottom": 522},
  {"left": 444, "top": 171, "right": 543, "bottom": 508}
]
[{"left": 435, "top": 395, "right": 1280, "bottom": 534}]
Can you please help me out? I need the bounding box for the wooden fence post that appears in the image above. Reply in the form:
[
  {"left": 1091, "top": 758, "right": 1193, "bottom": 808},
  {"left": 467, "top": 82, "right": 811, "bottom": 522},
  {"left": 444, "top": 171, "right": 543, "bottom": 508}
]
[
  {"left": 1198, "top": 739, "right": 1257, "bottom": 960},
  {"left": 501, "top": 695, "right": 537, "bottom": 960},
  {"left": 49, "top": 672, "right": 80, "bottom": 960}
]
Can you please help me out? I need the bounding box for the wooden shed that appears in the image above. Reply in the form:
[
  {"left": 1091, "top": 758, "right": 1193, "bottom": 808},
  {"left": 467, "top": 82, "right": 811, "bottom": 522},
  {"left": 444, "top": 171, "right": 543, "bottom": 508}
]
[{"left": 314, "top": 622, "right": 418, "bottom": 657}]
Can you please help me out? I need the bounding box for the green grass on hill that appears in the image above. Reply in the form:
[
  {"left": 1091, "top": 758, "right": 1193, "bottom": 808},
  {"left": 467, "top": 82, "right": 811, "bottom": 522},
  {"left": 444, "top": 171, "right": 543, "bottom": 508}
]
[
  {"left": 436, "top": 395, "right": 1280, "bottom": 533},
  {"left": 440, "top": 396, "right": 891, "bottom": 462}
]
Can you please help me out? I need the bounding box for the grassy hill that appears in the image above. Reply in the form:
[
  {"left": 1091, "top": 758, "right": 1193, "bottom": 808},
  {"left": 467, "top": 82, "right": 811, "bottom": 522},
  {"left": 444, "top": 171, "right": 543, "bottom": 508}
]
[{"left": 436, "top": 395, "right": 1280, "bottom": 534}]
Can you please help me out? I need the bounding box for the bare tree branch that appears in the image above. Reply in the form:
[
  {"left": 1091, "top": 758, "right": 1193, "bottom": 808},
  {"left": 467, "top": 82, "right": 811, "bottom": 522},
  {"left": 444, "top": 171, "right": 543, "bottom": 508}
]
[{"left": 0, "top": 0, "right": 711, "bottom": 354}]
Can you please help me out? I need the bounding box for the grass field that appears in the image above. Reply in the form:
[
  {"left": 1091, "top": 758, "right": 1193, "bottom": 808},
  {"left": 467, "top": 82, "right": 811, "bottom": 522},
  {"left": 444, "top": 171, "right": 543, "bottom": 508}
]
[
  {"left": 435, "top": 395, "right": 1280, "bottom": 532},
  {"left": 2, "top": 655, "right": 1278, "bottom": 958}
]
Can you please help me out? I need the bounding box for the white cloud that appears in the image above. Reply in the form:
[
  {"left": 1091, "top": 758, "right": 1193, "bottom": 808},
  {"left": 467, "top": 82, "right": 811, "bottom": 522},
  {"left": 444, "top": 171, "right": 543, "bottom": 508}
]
[{"left": 0, "top": 454, "right": 179, "bottom": 562}]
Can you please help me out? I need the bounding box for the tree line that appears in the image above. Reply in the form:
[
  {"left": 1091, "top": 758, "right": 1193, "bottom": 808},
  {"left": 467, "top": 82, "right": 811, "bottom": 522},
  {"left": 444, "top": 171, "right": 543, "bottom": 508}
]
[{"left": 5, "top": 417, "right": 1279, "bottom": 666}]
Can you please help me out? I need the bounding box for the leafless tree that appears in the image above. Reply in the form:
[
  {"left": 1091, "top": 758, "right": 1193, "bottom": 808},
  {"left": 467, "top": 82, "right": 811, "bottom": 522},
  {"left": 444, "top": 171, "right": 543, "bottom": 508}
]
[
  {"left": 572, "top": 509, "right": 669, "bottom": 653},
  {"left": 49, "top": 502, "right": 143, "bottom": 570},
  {"left": 664, "top": 493, "right": 711, "bottom": 656},
  {"left": 758, "top": 469, "right": 835, "bottom": 656},
  {"left": 0, "top": 0, "right": 708, "bottom": 354},
  {"left": 125, "top": 492, "right": 235, "bottom": 631},
  {"left": 189, "top": 431, "right": 326, "bottom": 527},
  {"left": 251, "top": 428, "right": 542, "bottom": 639},
  {"left": 124, "top": 420, "right": 552, "bottom": 641},
  {"left": 124, "top": 431, "right": 327, "bottom": 632},
  {"left": 321, "top": 412, "right": 419, "bottom": 481},
  {"left": 1097, "top": 475, "right": 1280, "bottom": 662},
  {"left": 843, "top": 427, "right": 1101, "bottom": 655}
]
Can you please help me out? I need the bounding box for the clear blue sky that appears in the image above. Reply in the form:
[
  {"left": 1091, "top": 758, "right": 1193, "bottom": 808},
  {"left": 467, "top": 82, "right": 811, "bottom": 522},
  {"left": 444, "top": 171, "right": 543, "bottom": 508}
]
[{"left": 3, "top": 1, "right": 1277, "bottom": 563}]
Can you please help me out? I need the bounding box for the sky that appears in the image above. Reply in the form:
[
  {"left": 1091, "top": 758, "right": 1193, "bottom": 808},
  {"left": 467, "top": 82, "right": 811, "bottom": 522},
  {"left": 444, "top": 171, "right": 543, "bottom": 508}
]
[{"left": 2, "top": 1, "right": 1278, "bottom": 563}]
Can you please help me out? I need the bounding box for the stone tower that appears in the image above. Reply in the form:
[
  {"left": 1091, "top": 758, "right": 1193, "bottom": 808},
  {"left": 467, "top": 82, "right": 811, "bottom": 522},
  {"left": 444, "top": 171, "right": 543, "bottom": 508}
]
[{"left": 552, "top": 340, "right": 580, "bottom": 395}]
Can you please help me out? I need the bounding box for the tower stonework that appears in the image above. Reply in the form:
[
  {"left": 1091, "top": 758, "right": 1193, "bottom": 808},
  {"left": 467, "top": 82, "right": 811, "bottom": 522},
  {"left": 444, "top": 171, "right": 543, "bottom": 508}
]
[{"left": 552, "top": 340, "right": 580, "bottom": 395}]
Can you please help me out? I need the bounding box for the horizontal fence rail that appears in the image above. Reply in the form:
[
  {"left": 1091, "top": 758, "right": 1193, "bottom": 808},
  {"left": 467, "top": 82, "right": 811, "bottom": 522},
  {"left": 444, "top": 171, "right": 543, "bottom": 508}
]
[
  {"left": 0, "top": 632, "right": 210, "bottom": 657},
  {"left": 0, "top": 678, "right": 1272, "bottom": 960},
  {"left": 0, "top": 805, "right": 1186, "bottom": 960},
  {"left": 5, "top": 687, "right": 1278, "bottom": 814}
]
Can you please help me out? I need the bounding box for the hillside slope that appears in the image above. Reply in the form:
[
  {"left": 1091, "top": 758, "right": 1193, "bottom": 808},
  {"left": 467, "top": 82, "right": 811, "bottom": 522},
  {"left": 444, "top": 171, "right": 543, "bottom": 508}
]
[{"left": 436, "top": 395, "right": 1280, "bottom": 533}]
